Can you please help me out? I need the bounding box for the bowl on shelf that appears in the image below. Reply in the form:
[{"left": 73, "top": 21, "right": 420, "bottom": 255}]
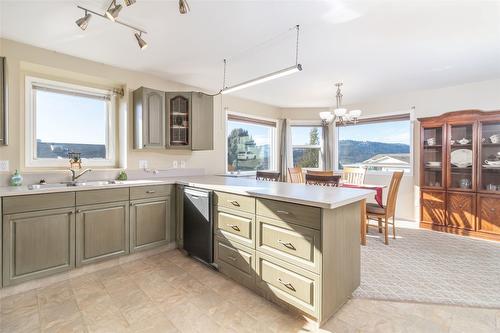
[
  {"left": 426, "top": 161, "right": 442, "bottom": 167},
  {"left": 426, "top": 138, "right": 436, "bottom": 146},
  {"left": 450, "top": 139, "right": 456, "bottom": 145},
  {"left": 457, "top": 138, "right": 470, "bottom": 145},
  {"left": 484, "top": 160, "right": 500, "bottom": 165},
  {"left": 490, "top": 134, "right": 500, "bottom": 143}
]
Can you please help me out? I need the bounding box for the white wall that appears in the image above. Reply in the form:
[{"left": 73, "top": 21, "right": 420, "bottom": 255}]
[
  {"left": 281, "top": 78, "right": 500, "bottom": 221},
  {"left": 0, "top": 38, "right": 281, "bottom": 182}
]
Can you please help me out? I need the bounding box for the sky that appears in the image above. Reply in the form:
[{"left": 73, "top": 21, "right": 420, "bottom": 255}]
[
  {"left": 338, "top": 120, "right": 411, "bottom": 144},
  {"left": 36, "top": 90, "right": 107, "bottom": 144},
  {"left": 291, "top": 126, "right": 323, "bottom": 146},
  {"left": 227, "top": 120, "right": 272, "bottom": 146}
]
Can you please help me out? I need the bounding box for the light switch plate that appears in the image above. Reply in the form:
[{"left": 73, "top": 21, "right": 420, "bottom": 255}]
[
  {"left": 0, "top": 160, "right": 9, "bottom": 172},
  {"left": 173, "top": 160, "right": 178, "bottom": 168},
  {"left": 139, "top": 160, "right": 148, "bottom": 169},
  {"left": 180, "top": 160, "right": 186, "bottom": 168}
]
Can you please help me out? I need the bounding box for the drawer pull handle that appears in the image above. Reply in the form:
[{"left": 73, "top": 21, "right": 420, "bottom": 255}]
[
  {"left": 277, "top": 278, "right": 296, "bottom": 292},
  {"left": 276, "top": 210, "right": 289, "bottom": 215},
  {"left": 146, "top": 190, "right": 156, "bottom": 194},
  {"left": 228, "top": 200, "right": 240, "bottom": 207},
  {"left": 278, "top": 240, "right": 296, "bottom": 250},
  {"left": 227, "top": 224, "right": 240, "bottom": 231},
  {"left": 227, "top": 256, "right": 237, "bottom": 261}
]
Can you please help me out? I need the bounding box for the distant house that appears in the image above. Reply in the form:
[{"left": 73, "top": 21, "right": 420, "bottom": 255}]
[{"left": 344, "top": 153, "right": 410, "bottom": 172}]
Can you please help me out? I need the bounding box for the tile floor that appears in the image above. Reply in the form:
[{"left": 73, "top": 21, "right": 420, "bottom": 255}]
[{"left": 1, "top": 249, "right": 499, "bottom": 333}]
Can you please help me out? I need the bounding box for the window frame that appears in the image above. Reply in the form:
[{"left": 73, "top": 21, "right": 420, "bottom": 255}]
[
  {"left": 25, "top": 76, "right": 116, "bottom": 168},
  {"left": 225, "top": 111, "right": 278, "bottom": 175},
  {"left": 289, "top": 121, "right": 324, "bottom": 171},
  {"left": 334, "top": 111, "right": 414, "bottom": 176}
]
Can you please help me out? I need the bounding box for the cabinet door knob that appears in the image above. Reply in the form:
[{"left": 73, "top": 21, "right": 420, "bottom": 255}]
[
  {"left": 490, "top": 208, "right": 496, "bottom": 212},
  {"left": 76, "top": 209, "right": 81, "bottom": 213}
]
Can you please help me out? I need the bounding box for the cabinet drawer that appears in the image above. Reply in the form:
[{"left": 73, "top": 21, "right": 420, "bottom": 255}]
[
  {"left": 257, "top": 217, "right": 320, "bottom": 273},
  {"left": 3, "top": 192, "right": 75, "bottom": 214},
  {"left": 256, "top": 199, "right": 321, "bottom": 230},
  {"left": 256, "top": 252, "right": 318, "bottom": 317},
  {"left": 215, "top": 237, "right": 255, "bottom": 290},
  {"left": 215, "top": 207, "right": 255, "bottom": 248},
  {"left": 76, "top": 188, "right": 129, "bottom": 206},
  {"left": 215, "top": 191, "right": 255, "bottom": 214},
  {"left": 130, "top": 185, "right": 172, "bottom": 200}
]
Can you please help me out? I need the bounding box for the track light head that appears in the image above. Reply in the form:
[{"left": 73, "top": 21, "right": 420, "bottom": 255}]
[
  {"left": 106, "top": 1, "right": 122, "bottom": 21},
  {"left": 75, "top": 11, "right": 92, "bottom": 31},
  {"left": 124, "top": 0, "right": 136, "bottom": 6},
  {"left": 179, "top": 0, "right": 190, "bottom": 14},
  {"left": 135, "top": 32, "right": 148, "bottom": 50}
]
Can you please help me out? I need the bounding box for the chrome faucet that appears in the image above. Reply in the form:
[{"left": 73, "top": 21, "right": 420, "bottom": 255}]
[{"left": 70, "top": 169, "right": 92, "bottom": 182}]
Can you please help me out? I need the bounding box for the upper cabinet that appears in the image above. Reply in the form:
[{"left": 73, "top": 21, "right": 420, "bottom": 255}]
[
  {"left": 133, "top": 87, "right": 165, "bottom": 149},
  {"left": 0, "top": 57, "right": 7, "bottom": 146},
  {"left": 133, "top": 88, "right": 213, "bottom": 151}
]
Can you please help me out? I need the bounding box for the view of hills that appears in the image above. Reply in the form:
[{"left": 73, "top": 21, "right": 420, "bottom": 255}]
[
  {"left": 338, "top": 140, "right": 410, "bottom": 167},
  {"left": 37, "top": 141, "right": 106, "bottom": 159}
]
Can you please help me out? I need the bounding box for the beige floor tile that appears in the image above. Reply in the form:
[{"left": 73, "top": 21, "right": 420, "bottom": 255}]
[
  {"left": 37, "top": 281, "right": 74, "bottom": 309},
  {"left": 127, "top": 312, "right": 179, "bottom": 333},
  {"left": 39, "top": 299, "right": 85, "bottom": 332}
]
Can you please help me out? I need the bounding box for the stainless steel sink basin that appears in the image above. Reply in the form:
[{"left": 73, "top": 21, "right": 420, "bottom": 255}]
[{"left": 28, "top": 180, "right": 118, "bottom": 190}]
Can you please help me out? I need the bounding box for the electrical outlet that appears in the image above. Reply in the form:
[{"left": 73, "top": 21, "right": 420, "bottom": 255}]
[
  {"left": 0, "top": 160, "right": 9, "bottom": 172},
  {"left": 173, "top": 160, "right": 178, "bottom": 168},
  {"left": 180, "top": 160, "right": 186, "bottom": 168},
  {"left": 139, "top": 160, "right": 148, "bottom": 169}
]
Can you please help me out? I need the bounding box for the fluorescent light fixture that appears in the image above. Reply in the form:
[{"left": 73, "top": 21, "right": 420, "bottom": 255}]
[
  {"left": 221, "top": 64, "right": 302, "bottom": 95},
  {"left": 75, "top": 11, "right": 91, "bottom": 30},
  {"left": 106, "top": 0, "right": 122, "bottom": 21},
  {"left": 135, "top": 32, "right": 148, "bottom": 50}
]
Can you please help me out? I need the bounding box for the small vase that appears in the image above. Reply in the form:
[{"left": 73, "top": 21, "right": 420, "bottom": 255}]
[{"left": 10, "top": 170, "right": 23, "bottom": 186}]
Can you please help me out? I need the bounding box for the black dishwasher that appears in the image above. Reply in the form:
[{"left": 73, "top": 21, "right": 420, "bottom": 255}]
[{"left": 183, "top": 187, "right": 213, "bottom": 264}]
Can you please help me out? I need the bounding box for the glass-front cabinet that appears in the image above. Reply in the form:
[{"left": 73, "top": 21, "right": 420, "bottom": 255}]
[
  {"left": 479, "top": 120, "right": 500, "bottom": 193},
  {"left": 447, "top": 122, "right": 476, "bottom": 192},
  {"left": 421, "top": 125, "right": 445, "bottom": 189},
  {"left": 167, "top": 93, "right": 190, "bottom": 148}
]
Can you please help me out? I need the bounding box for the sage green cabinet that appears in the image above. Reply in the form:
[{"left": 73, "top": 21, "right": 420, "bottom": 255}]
[
  {"left": 3, "top": 208, "right": 75, "bottom": 286},
  {"left": 130, "top": 196, "right": 172, "bottom": 252},
  {"left": 133, "top": 87, "right": 165, "bottom": 149},
  {"left": 176, "top": 185, "right": 184, "bottom": 248},
  {"left": 75, "top": 201, "right": 129, "bottom": 267},
  {"left": 0, "top": 56, "right": 7, "bottom": 146}
]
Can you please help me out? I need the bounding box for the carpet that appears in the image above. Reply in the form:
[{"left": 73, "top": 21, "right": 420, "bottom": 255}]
[{"left": 353, "top": 227, "right": 500, "bottom": 308}]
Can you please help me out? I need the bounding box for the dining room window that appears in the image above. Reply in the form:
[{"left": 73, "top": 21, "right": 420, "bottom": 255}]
[
  {"left": 291, "top": 125, "right": 323, "bottom": 169},
  {"left": 336, "top": 114, "right": 412, "bottom": 173},
  {"left": 226, "top": 113, "right": 277, "bottom": 173},
  {"left": 25, "top": 76, "right": 116, "bottom": 168}
]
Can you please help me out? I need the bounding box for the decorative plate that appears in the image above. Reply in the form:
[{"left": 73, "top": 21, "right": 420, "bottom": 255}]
[{"left": 451, "top": 149, "right": 473, "bottom": 167}]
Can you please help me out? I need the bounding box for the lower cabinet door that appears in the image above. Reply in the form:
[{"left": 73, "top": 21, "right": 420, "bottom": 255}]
[
  {"left": 130, "top": 196, "right": 171, "bottom": 252},
  {"left": 421, "top": 190, "right": 446, "bottom": 225},
  {"left": 3, "top": 208, "right": 75, "bottom": 286},
  {"left": 76, "top": 201, "right": 129, "bottom": 266},
  {"left": 477, "top": 195, "right": 500, "bottom": 235},
  {"left": 446, "top": 192, "right": 476, "bottom": 230}
]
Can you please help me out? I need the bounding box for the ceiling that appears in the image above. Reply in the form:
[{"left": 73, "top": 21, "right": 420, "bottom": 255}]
[{"left": 1, "top": 0, "right": 499, "bottom": 107}]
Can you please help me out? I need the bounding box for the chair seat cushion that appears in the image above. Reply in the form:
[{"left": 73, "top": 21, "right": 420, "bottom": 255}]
[{"left": 366, "top": 203, "right": 385, "bottom": 215}]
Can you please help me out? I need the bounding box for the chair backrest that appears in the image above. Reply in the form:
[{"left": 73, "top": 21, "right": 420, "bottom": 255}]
[
  {"left": 385, "top": 171, "right": 404, "bottom": 218},
  {"left": 305, "top": 174, "right": 341, "bottom": 187},
  {"left": 287, "top": 167, "right": 304, "bottom": 183},
  {"left": 306, "top": 170, "right": 335, "bottom": 176},
  {"left": 342, "top": 167, "right": 366, "bottom": 185},
  {"left": 256, "top": 171, "right": 281, "bottom": 182}
]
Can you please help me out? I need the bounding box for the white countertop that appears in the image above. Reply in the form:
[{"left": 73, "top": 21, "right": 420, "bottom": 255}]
[{"left": 0, "top": 175, "right": 374, "bottom": 209}]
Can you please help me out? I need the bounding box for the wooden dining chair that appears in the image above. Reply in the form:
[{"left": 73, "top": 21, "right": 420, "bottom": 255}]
[
  {"left": 287, "top": 167, "right": 304, "bottom": 183},
  {"left": 306, "top": 170, "right": 335, "bottom": 176},
  {"left": 256, "top": 171, "right": 281, "bottom": 182},
  {"left": 365, "top": 171, "right": 404, "bottom": 245},
  {"left": 305, "top": 174, "right": 341, "bottom": 187},
  {"left": 342, "top": 167, "right": 367, "bottom": 185}
]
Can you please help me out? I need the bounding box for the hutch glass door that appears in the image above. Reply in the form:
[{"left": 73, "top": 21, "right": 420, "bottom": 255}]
[
  {"left": 479, "top": 121, "right": 500, "bottom": 193},
  {"left": 422, "top": 126, "right": 445, "bottom": 188},
  {"left": 448, "top": 123, "right": 475, "bottom": 191}
]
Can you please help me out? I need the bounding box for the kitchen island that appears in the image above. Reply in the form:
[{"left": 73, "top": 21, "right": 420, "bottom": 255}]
[{"left": 0, "top": 175, "right": 372, "bottom": 325}]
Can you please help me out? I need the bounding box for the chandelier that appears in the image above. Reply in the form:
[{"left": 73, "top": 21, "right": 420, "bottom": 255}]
[{"left": 319, "top": 83, "right": 361, "bottom": 126}]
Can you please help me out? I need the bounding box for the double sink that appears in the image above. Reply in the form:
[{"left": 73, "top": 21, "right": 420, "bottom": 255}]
[{"left": 28, "top": 180, "right": 120, "bottom": 190}]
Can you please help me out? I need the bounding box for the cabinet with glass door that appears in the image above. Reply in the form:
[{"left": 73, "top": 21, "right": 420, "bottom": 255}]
[
  {"left": 446, "top": 122, "right": 476, "bottom": 192},
  {"left": 478, "top": 120, "right": 500, "bottom": 194},
  {"left": 421, "top": 125, "right": 446, "bottom": 189}
]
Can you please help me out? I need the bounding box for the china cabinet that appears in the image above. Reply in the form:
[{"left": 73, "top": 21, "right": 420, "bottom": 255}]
[{"left": 419, "top": 110, "right": 500, "bottom": 241}]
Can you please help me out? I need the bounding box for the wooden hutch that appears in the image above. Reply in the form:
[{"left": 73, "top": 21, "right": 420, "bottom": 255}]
[{"left": 419, "top": 110, "right": 500, "bottom": 241}]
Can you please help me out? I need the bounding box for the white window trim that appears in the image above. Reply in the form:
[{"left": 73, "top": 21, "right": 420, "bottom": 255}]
[
  {"left": 225, "top": 110, "right": 278, "bottom": 175},
  {"left": 289, "top": 121, "right": 324, "bottom": 171},
  {"left": 25, "top": 76, "right": 116, "bottom": 168},
  {"left": 334, "top": 110, "right": 414, "bottom": 176}
]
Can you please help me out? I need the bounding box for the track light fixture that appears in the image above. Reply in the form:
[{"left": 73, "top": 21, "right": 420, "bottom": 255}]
[
  {"left": 75, "top": 10, "right": 92, "bottom": 31},
  {"left": 179, "top": 0, "right": 190, "bottom": 14},
  {"left": 106, "top": 0, "right": 122, "bottom": 21},
  {"left": 135, "top": 32, "right": 148, "bottom": 50},
  {"left": 124, "top": 0, "right": 136, "bottom": 6}
]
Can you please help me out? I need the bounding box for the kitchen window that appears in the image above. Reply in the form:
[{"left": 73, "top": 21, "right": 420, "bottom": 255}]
[
  {"left": 291, "top": 125, "right": 323, "bottom": 169},
  {"left": 25, "top": 77, "right": 116, "bottom": 167},
  {"left": 336, "top": 114, "right": 412, "bottom": 173},
  {"left": 226, "top": 113, "right": 277, "bottom": 174}
]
